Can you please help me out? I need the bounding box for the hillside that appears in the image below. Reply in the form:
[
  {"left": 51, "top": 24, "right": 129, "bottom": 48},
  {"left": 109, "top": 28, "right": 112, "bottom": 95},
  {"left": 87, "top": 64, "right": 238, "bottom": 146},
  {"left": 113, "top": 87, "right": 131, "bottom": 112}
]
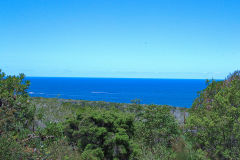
[{"left": 1, "top": 69, "right": 240, "bottom": 159}]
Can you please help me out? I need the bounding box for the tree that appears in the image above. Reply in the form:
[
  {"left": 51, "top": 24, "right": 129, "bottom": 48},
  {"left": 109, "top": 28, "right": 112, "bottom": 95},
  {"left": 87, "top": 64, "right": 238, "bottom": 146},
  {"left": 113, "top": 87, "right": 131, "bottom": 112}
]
[
  {"left": 0, "top": 70, "right": 35, "bottom": 133},
  {"left": 64, "top": 107, "right": 140, "bottom": 160},
  {"left": 186, "top": 71, "right": 240, "bottom": 159},
  {"left": 135, "top": 105, "right": 180, "bottom": 159}
]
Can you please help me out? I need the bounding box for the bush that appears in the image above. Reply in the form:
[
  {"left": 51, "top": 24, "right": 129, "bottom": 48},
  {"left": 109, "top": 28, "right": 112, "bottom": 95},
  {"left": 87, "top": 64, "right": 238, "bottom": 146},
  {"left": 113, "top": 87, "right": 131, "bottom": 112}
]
[
  {"left": 39, "top": 122, "right": 63, "bottom": 140},
  {"left": 0, "top": 133, "right": 30, "bottom": 160},
  {"left": 64, "top": 107, "right": 140, "bottom": 160},
  {"left": 135, "top": 105, "right": 180, "bottom": 150},
  {"left": 44, "top": 139, "right": 82, "bottom": 160}
]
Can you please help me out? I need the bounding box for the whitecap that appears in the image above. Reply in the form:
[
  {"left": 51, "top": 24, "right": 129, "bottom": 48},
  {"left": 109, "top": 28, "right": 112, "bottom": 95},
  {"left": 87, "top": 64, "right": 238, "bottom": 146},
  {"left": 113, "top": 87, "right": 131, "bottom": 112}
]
[
  {"left": 91, "top": 91, "right": 109, "bottom": 94},
  {"left": 91, "top": 91, "right": 119, "bottom": 94}
]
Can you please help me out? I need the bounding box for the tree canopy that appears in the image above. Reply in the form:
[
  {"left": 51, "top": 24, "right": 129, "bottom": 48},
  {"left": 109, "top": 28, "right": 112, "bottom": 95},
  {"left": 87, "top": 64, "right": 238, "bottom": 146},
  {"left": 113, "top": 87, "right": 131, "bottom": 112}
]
[{"left": 186, "top": 71, "right": 240, "bottom": 159}]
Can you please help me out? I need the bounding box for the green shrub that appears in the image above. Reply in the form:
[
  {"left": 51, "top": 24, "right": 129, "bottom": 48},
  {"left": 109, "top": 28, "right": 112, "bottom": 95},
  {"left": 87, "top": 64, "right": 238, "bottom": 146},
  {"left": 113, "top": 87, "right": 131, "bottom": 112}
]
[
  {"left": 41, "top": 122, "right": 63, "bottom": 139},
  {"left": 45, "top": 139, "right": 82, "bottom": 160},
  {"left": 172, "top": 136, "right": 208, "bottom": 160},
  {"left": 135, "top": 105, "right": 180, "bottom": 149},
  {"left": 64, "top": 107, "right": 140, "bottom": 160},
  {"left": 0, "top": 133, "right": 30, "bottom": 160}
]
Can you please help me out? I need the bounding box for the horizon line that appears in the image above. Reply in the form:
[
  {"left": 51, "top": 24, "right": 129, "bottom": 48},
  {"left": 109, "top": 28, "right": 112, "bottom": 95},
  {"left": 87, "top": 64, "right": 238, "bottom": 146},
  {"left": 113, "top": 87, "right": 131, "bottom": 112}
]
[{"left": 25, "top": 76, "right": 224, "bottom": 80}]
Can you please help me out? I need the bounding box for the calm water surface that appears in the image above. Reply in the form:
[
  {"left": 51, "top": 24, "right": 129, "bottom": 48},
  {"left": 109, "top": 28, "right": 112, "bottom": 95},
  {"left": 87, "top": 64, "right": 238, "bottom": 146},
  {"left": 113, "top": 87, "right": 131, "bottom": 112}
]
[{"left": 26, "top": 77, "right": 208, "bottom": 108}]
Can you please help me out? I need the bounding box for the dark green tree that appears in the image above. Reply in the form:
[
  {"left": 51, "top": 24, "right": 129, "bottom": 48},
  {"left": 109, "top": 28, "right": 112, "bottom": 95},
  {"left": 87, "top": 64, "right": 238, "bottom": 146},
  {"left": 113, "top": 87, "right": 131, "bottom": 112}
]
[
  {"left": 0, "top": 70, "right": 35, "bottom": 133},
  {"left": 64, "top": 107, "right": 140, "bottom": 160}
]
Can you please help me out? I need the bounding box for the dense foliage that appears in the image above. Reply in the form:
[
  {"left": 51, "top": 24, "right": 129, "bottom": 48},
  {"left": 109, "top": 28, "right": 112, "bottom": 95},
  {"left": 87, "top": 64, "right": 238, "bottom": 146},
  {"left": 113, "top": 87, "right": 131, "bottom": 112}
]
[
  {"left": 0, "top": 70, "right": 35, "bottom": 133},
  {"left": 186, "top": 71, "right": 240, "bottom": 159},
  {"left": 64, "top": 107, "right": 139, "bottom": 159},
  {"left": 133, "top": 104, "right": 180, "bottom": 159},
  {"left": 1, "top": 69, "right": 240, "bottom": 159}
]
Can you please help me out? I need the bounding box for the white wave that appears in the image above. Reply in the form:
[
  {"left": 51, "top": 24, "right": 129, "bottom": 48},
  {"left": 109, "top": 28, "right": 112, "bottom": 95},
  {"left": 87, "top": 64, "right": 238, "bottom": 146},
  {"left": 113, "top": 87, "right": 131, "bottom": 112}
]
[
  {"left": 29, "top": 92, "right": 34, "bottom": 94},
  {"left": 91, "top": 91, "right": 119, "bottom": 94},
  {"left": 91, "top": 91, "right": 109, "bottom": 94}
]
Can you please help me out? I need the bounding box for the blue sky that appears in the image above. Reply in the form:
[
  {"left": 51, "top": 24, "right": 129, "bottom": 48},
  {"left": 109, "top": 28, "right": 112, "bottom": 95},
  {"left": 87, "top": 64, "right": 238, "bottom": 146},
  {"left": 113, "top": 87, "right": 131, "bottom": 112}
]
[{"left": 1, "top": 0, "right": 239, "bottom": 79}]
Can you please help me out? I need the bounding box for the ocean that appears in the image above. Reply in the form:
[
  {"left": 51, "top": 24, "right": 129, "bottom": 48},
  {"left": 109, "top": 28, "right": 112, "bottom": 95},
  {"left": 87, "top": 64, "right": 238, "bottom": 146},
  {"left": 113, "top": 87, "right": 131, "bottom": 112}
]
[{"left": 26, "top": 77, "right": 208, "bottom": 108}]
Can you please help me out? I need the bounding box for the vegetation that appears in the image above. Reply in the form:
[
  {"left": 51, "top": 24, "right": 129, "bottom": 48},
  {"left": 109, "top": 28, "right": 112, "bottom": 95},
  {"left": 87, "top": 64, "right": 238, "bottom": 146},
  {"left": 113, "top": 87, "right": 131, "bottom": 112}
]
[
  {"left": 1, "top": 69, "right": 240, "bottom": 159},
  {"left": 186, "top": 71, "right": 240, "bottom": 159},
  {"left": 0, "top": 70, "right": 35, "bottom": 133},
  {"left": 134, "top": 104, "right": 180, "bottom": 159},
  {"left": 64, "top": 107, "right": 139, "bottom": 159}
]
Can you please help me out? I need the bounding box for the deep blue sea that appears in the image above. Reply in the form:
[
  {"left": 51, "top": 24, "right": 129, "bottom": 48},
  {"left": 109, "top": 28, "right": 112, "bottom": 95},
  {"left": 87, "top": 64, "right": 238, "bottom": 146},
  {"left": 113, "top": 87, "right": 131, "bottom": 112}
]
[{"left": 26, "top": 77, "right": 208, "bottom": 108}]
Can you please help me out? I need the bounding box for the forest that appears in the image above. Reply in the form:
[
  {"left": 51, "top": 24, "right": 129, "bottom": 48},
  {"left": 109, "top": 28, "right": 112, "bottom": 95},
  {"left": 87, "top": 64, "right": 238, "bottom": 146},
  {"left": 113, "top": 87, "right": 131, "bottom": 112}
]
[{"left": 1, "top": 69, "right": 240, "bottom": 160}]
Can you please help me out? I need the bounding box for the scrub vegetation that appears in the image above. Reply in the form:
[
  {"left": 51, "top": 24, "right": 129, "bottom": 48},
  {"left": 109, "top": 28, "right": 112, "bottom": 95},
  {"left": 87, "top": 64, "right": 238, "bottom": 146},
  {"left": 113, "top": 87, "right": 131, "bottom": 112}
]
[{"left": 1, "top": 69, "right": 240, "bottom": 160}]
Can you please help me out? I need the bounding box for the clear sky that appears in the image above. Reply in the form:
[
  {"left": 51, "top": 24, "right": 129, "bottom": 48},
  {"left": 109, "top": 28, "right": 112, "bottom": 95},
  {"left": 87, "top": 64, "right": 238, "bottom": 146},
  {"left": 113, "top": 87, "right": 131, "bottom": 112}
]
[{"left": 1, "top": 0, "right": 239, "bottom": 79}]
